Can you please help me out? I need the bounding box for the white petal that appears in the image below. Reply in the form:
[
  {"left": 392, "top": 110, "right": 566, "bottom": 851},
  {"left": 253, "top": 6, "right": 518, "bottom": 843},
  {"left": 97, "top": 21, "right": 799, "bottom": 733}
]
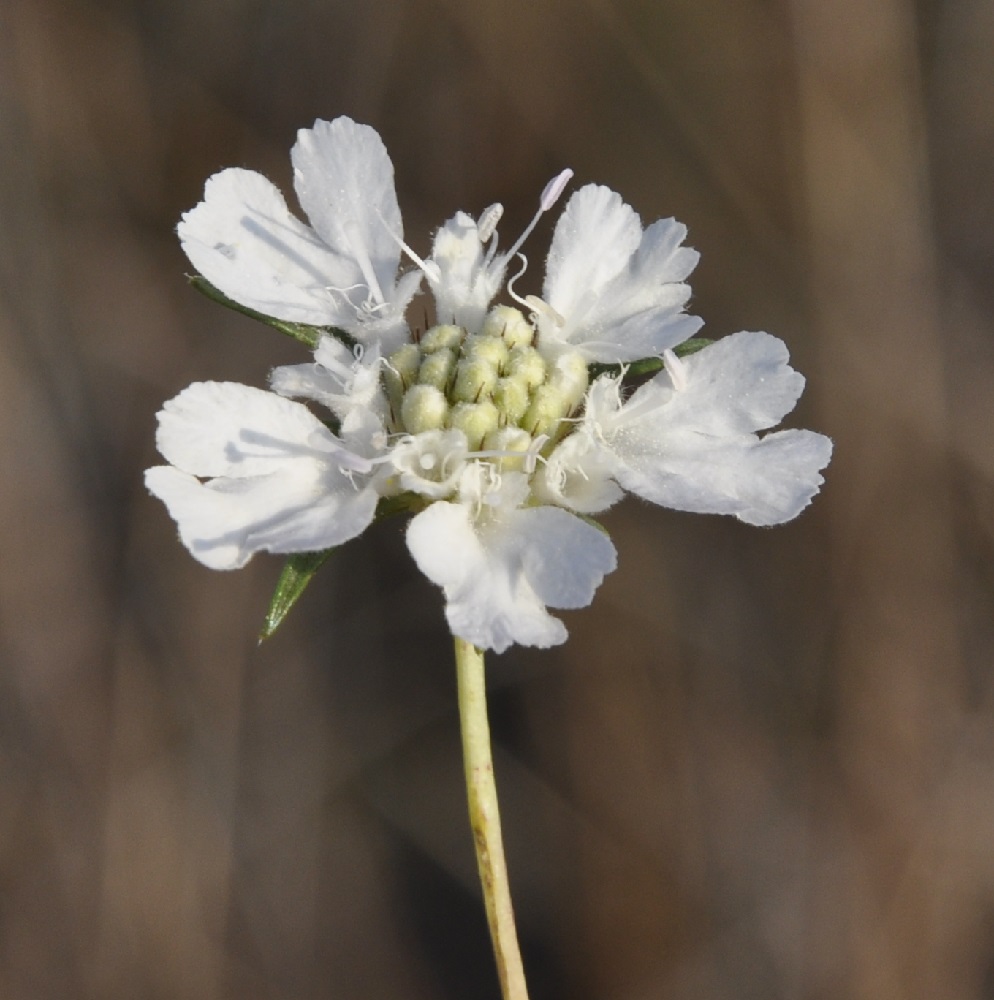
[
  {"left": 628, "top": 331, "right": 807, "bottom": 437},
  {"left": 507, "top": 506, "right": 617, "bottom": 609},
  {"left": 540, "top": 185, "right": 703, "bottom": 361},
  {"left": 533, "top": 432, "right": 624, "bottom": 514},
  {"left": 155, "top": 381, "right": 345, "bottom": 478},
  {"left": 543, "top": 185, "right": 642, "bottom": 312},
  {"left": 178, "top": 168, "right": 356, "bottom": 327},
  {"left": 270, "top": 337, "right": 390, "bottom": 425},
  {"left": 406, "top": 501, "right": 616, "bottom": 653},
  {"left": 613, "top": 429, "right": 833, "bottom": 525},
  {"left": 291, "top": 118, "right": 402, "bottom": 308},
  {"left": 145, "top": 459, "right": 379, "bottom": 570}
]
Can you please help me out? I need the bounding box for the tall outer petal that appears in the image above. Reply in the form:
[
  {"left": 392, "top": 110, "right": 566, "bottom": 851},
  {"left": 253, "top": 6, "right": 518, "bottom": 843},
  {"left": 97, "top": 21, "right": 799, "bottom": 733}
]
[
  {"left": 291, "top": 118, "right": 403, "bottom": 307},
  {"left": 406, "top": 502, "right": 617, "bottom": 653},
  {"left": 178, "top": 168, "right": 359, "bottom": 327},
  {"left": 540, "top": 184, "right": 702, "bottom": 362},
  {"left": 146, "top": 381, "right": 380, "bottom": 569}
]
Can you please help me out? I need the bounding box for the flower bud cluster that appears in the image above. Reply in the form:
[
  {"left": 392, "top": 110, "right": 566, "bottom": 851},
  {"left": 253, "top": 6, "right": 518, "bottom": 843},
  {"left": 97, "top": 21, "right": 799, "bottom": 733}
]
[{"left": 384, "top": 305, "right": 588, "bottom": 462}]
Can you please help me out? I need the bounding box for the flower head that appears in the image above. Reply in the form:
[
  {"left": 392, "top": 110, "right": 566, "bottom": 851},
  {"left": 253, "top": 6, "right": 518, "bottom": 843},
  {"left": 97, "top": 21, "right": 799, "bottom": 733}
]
[{"left": 149, "top": 117, "right": 831, "bottom": 651}]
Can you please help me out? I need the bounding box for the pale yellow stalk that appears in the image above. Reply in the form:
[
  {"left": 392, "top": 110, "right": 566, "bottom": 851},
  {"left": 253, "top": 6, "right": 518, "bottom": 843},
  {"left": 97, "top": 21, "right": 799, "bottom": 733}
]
[{"left": 454, "top": 636, "right": 530, "bottom": 1000}]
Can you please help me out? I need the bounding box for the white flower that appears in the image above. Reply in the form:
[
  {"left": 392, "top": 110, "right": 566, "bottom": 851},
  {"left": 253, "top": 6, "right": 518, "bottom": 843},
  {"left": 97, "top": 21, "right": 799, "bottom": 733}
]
[
  {"left": 153, "top": 118, "right": 832, "bottom": 651},
  {"left": 543, "top": 331, "right": 833, "bottom": 525},
  {"left": 177, "top": 117, "right": 422, "bottom": 352}
]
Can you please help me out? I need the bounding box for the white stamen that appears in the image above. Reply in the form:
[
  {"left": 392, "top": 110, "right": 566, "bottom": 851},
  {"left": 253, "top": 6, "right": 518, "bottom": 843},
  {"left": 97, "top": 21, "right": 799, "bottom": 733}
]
[
  {"left": 343, "top": 220, "right": 386, "bottom": 305},
  {"left": 523, "top": 434, "right": 550, "bottom": 474},
  {"left": 374, "top": 211, "right": 441, "bottom": 283},
  {"left": 663, "top": 349, "right": 688, "bottom": 391},
  {"left": 477, "top": 203, "right": 504, "bottom": 243},
  {"left": 503, "top": 169, "right": 575, "bottom": 261}
]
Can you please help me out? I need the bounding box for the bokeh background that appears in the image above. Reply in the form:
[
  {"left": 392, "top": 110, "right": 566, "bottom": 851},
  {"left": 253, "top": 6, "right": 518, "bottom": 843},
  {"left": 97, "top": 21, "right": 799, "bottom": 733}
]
[{"left": 2, "top": 0, "right": 993, "bottom": 997}]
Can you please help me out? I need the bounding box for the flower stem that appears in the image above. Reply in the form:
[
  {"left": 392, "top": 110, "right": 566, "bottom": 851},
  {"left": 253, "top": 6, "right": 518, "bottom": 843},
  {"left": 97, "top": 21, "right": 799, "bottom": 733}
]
[{"left": 454, "top": 636, "right": 530, "bottom": 1000}]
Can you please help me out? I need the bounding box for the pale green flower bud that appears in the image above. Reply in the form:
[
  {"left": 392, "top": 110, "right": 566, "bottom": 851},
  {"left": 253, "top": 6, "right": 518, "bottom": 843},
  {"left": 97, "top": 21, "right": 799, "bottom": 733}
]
[
  {"left": 420, "top": 324, "right": 465, "bottom": 354},
  {"left": 483, "top": 426, "right": 534, "bottom": 472},
  {"left": 384, "top": 342, "right": 421, "bottom": 412},
  {"left": 492, "top": 376, "right": 530, "bottom": 426},
  {"left": 549, "top": 351, "right": 589, "bottom": 409},
  {"left": 505, "top": 346, "right": 546, "bottom": 389},
  {"left": 453, "top": 357, "right": 498, "bottom": 403},
  {"left": 418, "top": 347, "right": 456, "bottom": 391},
  {"left": 481, "top": 305, "right": 533, "bottom": 348},
  {"left": 462, "top": 334, "right": 509, "bottom": 372},
  {"left": 449, "top": 400, "right": 499, "bottom": 451},
  {"left": 522, "top": 383, "right": 570, "bottom": 437},
  {"left": 401, "top": 384, "right": 448, "bottom": 433}
]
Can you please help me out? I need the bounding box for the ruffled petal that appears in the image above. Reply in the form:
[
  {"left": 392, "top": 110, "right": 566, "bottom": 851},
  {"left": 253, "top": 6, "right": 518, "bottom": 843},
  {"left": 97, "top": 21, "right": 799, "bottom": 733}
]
[
  {"left": 406, "top": 502, "right": 616, "bottom": 653},
  {"left": 291, "top": 118, "right": 402, "bottom": 309},
  {"left": 178, "top": 168, "right": 356, "bottom": 327},
  {"left": 540, "top": 185, "right": 702, "bottom": 361},
  {"left": 543, "top": 185, "right": 642, "bottom": 312},
  {"left": 155, "top": 381, "right": 355, "bottom": 479}
]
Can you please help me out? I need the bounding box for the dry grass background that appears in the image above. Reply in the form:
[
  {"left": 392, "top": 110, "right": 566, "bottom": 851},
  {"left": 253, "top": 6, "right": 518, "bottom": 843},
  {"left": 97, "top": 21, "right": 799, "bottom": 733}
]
[{"left": 1, "top": 0, "right": 993, "bottom": 997}]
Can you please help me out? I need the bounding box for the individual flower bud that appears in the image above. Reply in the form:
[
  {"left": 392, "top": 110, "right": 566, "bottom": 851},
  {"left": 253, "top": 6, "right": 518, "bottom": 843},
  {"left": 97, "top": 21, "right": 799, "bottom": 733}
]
[
  {"left": 548, "top": 351, "right": 589, "bottom": 409},
  {"left": 483, "top": 426, "right": 534, "bottom": 473},
  {"left": 449, "top": 400, "right": 499, "bottom": 451},
  {"left": 462, "top": 334, "right": 509, "bottom": 372},
  {"left": 505, "top": 346, "right": 546, "bottom": 389},
  {"left": 522, "top": 383, "right": 570, "bottom": 438},
  {"left": 419, "top": 324, "right": 465, "bottom": 354},
  {"left": 453, "top": 357, "right": 498, "bottom": 403},
  {"left": 492, "top": 376, "right": 531, "bottom": 426},
  {"left": 401, "top": 384, "right": 448, "bottom": 433},
  {"left": 481, "top": 305, "right": 533, "bottom": 348},
  {"left": 384, "top": 343, "right": 421, "bottom": 411},
  {"left": 418, "top": 347, "right": 456, "bottom": 391}
]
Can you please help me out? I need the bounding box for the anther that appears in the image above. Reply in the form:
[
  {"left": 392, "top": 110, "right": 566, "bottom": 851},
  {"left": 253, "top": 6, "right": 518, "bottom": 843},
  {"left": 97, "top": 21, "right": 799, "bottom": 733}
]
[
  {"left": 540, "top": 169, "right": 574, "bottom": 212},
  {"left": 477, "top": 203, "right": 504, "bottom": 243}
]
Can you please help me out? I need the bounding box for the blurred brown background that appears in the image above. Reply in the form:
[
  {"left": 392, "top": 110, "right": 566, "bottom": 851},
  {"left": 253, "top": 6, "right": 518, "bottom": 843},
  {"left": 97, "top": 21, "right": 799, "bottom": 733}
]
[{"left": 2, "top": 0, "right": 993, "bottom": 997}]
